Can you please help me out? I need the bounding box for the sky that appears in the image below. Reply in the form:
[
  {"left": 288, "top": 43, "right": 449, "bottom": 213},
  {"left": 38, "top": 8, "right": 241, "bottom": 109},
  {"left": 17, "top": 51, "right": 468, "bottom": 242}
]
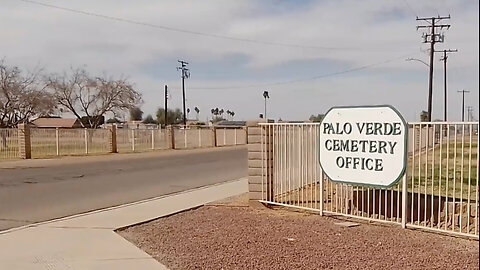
[{"left": 0, "top": 0, "right": 478, "bottom": 122}]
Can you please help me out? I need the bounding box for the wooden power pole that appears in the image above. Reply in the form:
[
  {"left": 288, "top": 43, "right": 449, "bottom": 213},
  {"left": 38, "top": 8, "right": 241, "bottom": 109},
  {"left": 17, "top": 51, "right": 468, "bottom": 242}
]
[{"left": 416, "top": 15, "right": 451, "bottom": 121}]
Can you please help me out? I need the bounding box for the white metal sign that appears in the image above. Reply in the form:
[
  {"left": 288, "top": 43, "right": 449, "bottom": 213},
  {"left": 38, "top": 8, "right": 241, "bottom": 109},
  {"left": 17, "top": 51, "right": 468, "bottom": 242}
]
[{"left": 319, "top": 105, "right": 407, "bottom": 188}]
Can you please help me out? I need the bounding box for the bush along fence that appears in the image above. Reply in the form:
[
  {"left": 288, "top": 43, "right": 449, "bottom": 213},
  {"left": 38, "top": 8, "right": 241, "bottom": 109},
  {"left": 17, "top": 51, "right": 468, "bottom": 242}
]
[{"left": 0, "top": 124, "right": 247, "bottom": 160}]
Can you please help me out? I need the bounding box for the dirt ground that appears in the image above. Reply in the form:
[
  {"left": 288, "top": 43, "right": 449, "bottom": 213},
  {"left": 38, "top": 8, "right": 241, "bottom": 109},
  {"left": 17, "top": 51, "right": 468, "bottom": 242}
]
[{"left": 119, "top": 194, "right": 479, "bottom": 270}]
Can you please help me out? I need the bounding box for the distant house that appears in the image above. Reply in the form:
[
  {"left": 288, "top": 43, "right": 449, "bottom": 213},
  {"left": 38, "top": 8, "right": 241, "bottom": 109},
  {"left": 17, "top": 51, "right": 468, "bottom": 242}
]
[
  {"left": 215, "top": 120, "right": 246, "bottom": 126},
  {"left": 123, "top": 121, "right": 158, "bottom": 130},
  {"left": 31, "top": 117, "right": 82, "bottom": 128}
]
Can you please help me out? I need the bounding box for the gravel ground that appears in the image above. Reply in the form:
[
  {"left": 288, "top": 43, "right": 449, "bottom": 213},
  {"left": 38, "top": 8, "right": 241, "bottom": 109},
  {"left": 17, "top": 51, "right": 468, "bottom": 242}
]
[{"left": 119, "top": 195, "right": 479, "bottom": 270}]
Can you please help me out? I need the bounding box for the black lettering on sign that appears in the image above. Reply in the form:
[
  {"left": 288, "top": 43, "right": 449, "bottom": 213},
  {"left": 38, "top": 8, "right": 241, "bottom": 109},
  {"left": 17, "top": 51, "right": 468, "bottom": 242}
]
[
  {"left": 393, "top": 122, "right": 402, "bottom": 135},
  {"left": 356, "top": 122, "right": 403, "bottom": 136},
  {"left": 336, "top": 156, "right": 345, "bottom": 168},
  {"left": 323, "top": 123, "right": 333, "bottom": 134},
  {"left": 356, "top": 123, "right": 366, "bottom": 134},
  {"left": 375, "top": 159, "right": 384, "bottom": 171},
  {"left": 325, "top": 139, "right": 332, "bottom": 151},
  {"left": 388, "top": 141, "right": 397, "bottom": 154}
]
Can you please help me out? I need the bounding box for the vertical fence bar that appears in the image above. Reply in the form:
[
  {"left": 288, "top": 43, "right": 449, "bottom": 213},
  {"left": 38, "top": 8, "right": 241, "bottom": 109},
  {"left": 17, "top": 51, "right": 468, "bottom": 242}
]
[
  {"left": 411, "top": 125, "right": 415, "bottom": 224},
  {"left": 298, "top": 126, "right": 301, "bottom": 207},
  {"left": 317, "top": 126, "right": 323, "bottom": 215},
  {"left": 445, "top": 124, "right": 450, "bottom": 231},
  {"left": 234, "top": 128, "right": 237, "bottom": 145},
  {"left": 55, "top": 128, "right": 60, "bottom": 156},
  {"left": 431, "top": 124, "right": 435, "bottom": 227},
  {"left": 283, "top": 125, "right": 287, "bottom": 205},
  {"left": 424, "top": 125, "right": 428, "bottom": 225},
  {"left": 131, "top": 129, "right": 135, "bottom": 151},
  {"left": 184, "top": 128, "right": 187, "bottom": 149},
  {"left": 273, "top": 125, "right": 277, "bottom": 203},
  {"left": 402, "top": 173, "right": 407, "bottom": 228},
  {"left": 460, "top": 124, "right": 465, "bottom": 232},
  {"left": 198, "top": 128, "right": 202, "bottom": 148},
  {"left": 438, "top": 124, "right": 443, "bottom": 229},
  {"left": 84, "top": 128, "right": 88, "bottom": 154},
  {"left": 223, "top": 128, "right": 227, "bottom": 146},
  {"left": 453, "top": 124, "right": 457, "bottom": 232},
  {"left": 261, "top": 125, "right": 265, "bottom": 200},
  {"left": 151, "top": 129, "right": 155, "bottom": 149},
  {"left": 418, "top": 124, "right": 422, "bottom": 225},
  {"left": 475, "top": 126, "right": 479, "bottom": 235},
  {"left": 467, "top": 124, "right": 472, "bottom": 234}
]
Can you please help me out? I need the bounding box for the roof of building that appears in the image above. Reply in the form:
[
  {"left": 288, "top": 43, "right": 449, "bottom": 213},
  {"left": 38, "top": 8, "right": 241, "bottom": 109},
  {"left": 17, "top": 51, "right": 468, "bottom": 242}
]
[
  {"left": 31, "top": 118, "right": 80, "bottom": 128},
  {"left": 215, "top": 120, "right": 246, "bottom": 126}
]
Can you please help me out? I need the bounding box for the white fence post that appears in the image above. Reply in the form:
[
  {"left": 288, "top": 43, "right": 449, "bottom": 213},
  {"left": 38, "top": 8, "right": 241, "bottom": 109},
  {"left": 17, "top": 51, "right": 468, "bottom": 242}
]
[
  {"left": 234, "top": 128, "right": 237, "bottom": 145},
  {"left": 198, "top": 128, "right": 202, "bottom": 148},
  {"left": 184, "top": 129, "right": 187, "bottom": 148},
  {"left": 55, "top": 128, "right": 60, "bottom": 156},
  {"left": 223, "top": 128, "right": 226, "bottom": 146},
  {"left": 84, "top": 128, "right": 88, "bottom": 154},
  {"left": 402, "top": 173, "right": 407, "bottom": 228},
  {"left": 151, "top": 129, "right": 155, "bottom": 149},
  {"left": 319, "top": 169, "right": 324, "bottom": 216},
  {"left": 131, "top": 129, "right": 135, "bottom": 151}
]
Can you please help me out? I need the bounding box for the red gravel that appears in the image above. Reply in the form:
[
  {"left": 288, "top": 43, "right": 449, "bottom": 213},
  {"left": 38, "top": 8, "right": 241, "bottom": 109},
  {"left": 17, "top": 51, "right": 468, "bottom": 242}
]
[{"left": 119, "top": 199, "right": 479, "bottom": 270}]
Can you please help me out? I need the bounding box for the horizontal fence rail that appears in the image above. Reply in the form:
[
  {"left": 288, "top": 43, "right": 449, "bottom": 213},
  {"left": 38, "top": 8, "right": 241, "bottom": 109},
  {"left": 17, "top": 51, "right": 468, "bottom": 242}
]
[{"left": 259, "top": 122, "right": 479, "bottom": 239}]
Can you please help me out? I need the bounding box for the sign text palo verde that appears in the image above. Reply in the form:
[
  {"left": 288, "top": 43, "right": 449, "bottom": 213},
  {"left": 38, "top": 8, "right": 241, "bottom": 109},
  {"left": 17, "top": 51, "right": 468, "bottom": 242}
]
[{"left": 319, "top": 105, "right": 407, "bottom": 188}]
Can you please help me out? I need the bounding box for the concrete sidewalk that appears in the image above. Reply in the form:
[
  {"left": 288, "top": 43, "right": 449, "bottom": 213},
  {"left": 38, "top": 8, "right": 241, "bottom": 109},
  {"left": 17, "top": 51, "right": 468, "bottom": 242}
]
[{"left": 0, "top": 178, "right": 248, "bottom": 270}]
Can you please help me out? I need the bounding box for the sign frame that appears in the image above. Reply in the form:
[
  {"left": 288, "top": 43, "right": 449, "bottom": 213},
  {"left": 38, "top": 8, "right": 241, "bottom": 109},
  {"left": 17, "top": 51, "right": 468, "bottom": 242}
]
[{"left": 319, "top": 104, "right": 408, "bottom": 189}]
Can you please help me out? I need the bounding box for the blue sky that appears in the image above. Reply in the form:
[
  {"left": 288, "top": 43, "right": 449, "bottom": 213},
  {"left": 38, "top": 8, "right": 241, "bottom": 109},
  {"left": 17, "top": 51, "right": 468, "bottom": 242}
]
[{"left": 1, "top": 0, "right": 478, "bottom": 122}]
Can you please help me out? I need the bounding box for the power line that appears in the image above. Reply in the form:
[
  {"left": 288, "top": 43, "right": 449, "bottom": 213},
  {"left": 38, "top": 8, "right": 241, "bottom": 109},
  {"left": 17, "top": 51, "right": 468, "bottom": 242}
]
[
  {"left": 187, "top": 53, "right": 417, "bottom": 90},
  {"left": 17, "top": 0, "right": 412, "bottom": 53},
  {"left": 401, "top": 0, "right": 418, "bottom": 17}
]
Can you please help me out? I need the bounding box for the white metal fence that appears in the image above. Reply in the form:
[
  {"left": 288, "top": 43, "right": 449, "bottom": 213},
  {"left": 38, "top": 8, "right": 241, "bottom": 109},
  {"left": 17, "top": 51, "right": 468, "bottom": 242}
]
[
  {"left": 0, "top": 125, "right": 247, "bottom": 160},
  {"left": 216, "top": 127, "right": 247, "bottom": 147},
  {"left": 117, "top": 128, "right": 170, "bottom": 152},
  {"left": 173, "top": 126, "right": 213, "bottom": 149},
  {"left": 259, "top": 122, "right": 479, "bottom": 239},
  {"left": 0, "top": 128, "right": 19, "bottom": 159},
  {"left": 30, "top": 128, "right": 111, "bottom": 158}
]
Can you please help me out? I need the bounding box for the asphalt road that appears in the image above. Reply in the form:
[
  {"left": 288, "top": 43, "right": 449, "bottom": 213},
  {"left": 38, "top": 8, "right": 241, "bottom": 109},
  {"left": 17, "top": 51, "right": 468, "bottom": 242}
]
[{"left": 0, "top": 147, "right": 247, "bottom": 231}]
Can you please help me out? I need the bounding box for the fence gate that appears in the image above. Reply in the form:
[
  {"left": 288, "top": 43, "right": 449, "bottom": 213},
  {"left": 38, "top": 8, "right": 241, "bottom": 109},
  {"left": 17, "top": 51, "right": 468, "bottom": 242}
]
[{"left": 259, "top": 122, "right": 479, "bottom": 239}]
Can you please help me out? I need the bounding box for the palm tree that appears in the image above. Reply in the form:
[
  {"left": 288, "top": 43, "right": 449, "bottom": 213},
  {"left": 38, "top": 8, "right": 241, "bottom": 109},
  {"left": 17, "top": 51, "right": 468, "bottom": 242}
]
[{"left": 194, "top": 107, "right": 200, "bottom": 120}]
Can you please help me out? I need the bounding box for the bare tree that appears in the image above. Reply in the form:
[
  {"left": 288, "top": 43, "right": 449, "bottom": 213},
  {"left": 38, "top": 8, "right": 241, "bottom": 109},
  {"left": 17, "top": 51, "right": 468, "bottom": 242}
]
[
  {"left": 0, "top": 60, "right": 55, "bottom": 128},
  {"left": 45, "top": 68, "right": 142, "bottom": 128}
]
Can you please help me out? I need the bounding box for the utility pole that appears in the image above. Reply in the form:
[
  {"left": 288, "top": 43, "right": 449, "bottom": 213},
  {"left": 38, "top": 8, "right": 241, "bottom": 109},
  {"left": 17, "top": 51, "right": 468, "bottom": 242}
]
[
  {"left": 164, "top": 85, "right": 168, "bottom": 127},
  {"left": 457, "top": 90, "right": 470, "bottom": 121},
  {"left": 263, "top": 90, "right": 269, "bottom": 120},
  {"left": 416, "top": 15, "right": 451, "bottom": 121},
  {"left": 177, "top": 60, "right": 190, "bottom": 126},
  {"left": 466, "top": 106, "right": 474, "bottom": 121},
  {"left": 437, "top": 49, "right": 458, "bottom": 121}
]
